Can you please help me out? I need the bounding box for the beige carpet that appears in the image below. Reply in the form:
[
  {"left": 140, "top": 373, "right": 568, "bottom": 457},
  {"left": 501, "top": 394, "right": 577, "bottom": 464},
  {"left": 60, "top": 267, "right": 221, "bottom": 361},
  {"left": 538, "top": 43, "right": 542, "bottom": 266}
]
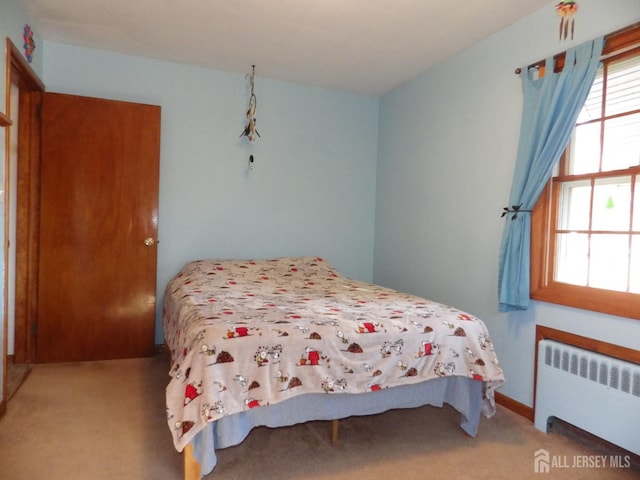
[
  {"left": 0, "top": 355, "right": 637, "bottom": 480},
  {"left": 6, "top": 362, "right": 31, "bottom": 400}
]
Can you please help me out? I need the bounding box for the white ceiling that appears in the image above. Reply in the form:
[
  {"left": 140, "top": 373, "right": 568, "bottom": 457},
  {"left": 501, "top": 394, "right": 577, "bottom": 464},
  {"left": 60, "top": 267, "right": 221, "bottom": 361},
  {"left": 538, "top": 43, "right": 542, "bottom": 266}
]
[{"left": 21, "top": 0, "right": 552, "bottom": 96}]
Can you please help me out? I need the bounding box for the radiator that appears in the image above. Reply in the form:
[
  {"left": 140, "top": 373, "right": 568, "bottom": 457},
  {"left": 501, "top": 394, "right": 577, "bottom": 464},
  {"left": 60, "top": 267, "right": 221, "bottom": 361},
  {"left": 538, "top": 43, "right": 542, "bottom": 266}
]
[{"left": 534, "top": 339, "right": 640, "bottom": 455}]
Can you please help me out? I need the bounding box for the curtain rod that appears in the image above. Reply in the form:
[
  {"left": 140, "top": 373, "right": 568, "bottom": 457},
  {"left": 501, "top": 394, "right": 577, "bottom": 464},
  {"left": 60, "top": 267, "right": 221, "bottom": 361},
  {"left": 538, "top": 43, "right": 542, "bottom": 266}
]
[{"left": 513, "top": 21, "right": 640, "bottom": 74}]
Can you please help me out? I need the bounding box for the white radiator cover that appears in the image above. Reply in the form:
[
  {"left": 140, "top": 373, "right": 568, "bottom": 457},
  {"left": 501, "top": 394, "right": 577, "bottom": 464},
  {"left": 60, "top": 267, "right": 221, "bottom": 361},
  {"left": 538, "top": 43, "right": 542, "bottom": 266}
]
[{"left": 535, "top": 339, "right": 640, "bottom": 455}]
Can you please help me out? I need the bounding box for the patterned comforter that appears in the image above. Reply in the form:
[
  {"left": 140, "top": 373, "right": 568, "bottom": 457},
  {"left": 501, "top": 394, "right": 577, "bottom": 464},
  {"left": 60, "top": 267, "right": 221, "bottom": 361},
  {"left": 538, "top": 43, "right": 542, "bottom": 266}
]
[{"left": 164, "top": 257, "right": 505, "bottom": 452}]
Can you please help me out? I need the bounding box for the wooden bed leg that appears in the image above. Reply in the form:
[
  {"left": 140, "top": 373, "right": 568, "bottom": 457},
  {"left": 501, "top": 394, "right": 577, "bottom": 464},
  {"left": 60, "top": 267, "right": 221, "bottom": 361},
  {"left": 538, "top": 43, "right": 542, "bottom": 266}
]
[
  {"left": 330, "top": 419, "right": 339, "bottom": 444},
  {"left": 184, "top": 443, "right": 201, "bottom": 480}
]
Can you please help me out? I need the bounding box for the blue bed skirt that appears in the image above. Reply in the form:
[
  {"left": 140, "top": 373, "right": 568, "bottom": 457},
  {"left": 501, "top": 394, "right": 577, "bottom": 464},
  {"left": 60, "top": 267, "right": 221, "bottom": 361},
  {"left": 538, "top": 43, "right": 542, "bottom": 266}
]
[{"left": 191, "top": 375, "right": 484, "bottom": 476}]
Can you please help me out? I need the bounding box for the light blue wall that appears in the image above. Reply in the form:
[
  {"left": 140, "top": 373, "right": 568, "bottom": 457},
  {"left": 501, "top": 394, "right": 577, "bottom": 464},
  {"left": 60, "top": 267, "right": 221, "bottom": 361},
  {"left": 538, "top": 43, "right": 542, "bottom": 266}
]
[
  {"left": 4, "top": 0, "right": 639, "bottom": 412},
  {"left": 376, "top": 0, "right": 640, "bottom": 407},
  {"left": 42, "top": 43, "right": 379, "bottom": 344}
]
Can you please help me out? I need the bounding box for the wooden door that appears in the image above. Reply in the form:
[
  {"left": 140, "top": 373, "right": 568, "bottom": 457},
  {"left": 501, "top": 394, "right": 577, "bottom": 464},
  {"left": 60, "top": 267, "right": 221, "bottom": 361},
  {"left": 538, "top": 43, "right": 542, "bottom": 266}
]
[{"left": 37, "top": 93, "right": 160, "bottom": 363}]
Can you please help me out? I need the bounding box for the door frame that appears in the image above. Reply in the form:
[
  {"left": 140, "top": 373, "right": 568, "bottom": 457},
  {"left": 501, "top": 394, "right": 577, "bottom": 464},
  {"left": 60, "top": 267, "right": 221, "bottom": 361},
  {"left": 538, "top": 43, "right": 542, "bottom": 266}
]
[
  {"left": 0, "top": 103, "right": 12, "bottom": 417},
  {"left": 4, "top": 38, "right": 45, "bottom": 370}
]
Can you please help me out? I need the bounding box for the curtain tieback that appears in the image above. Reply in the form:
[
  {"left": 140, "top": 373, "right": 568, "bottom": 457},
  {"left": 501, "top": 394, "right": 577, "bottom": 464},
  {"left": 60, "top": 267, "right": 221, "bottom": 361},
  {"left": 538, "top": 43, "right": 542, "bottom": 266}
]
[{"left": 501, "top": 204, "right": 531, "bottom": 220}]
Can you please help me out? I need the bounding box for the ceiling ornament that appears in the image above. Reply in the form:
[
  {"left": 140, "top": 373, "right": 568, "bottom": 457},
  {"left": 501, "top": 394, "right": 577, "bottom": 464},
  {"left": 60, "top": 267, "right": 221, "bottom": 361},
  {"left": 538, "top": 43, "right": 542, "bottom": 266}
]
[
  {"left": 556, "top": 1, "right": 578, "bottom": 41},
  {"left": 23, "top": 24, "right": 35, "bottom": 63}
]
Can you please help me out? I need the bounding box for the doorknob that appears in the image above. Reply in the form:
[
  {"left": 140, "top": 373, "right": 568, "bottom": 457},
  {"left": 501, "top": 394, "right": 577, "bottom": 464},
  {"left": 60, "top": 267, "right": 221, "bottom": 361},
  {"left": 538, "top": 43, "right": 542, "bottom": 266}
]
[{"left": 144, "top": 237, "right": 156, "bottom": 246}]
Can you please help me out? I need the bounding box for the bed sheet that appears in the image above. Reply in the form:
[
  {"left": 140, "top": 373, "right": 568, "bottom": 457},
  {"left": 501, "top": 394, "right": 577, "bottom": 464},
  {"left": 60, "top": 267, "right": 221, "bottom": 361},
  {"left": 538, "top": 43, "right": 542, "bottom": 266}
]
[{"left": 192, "top": 375, "right": 483, "bottom": 476}]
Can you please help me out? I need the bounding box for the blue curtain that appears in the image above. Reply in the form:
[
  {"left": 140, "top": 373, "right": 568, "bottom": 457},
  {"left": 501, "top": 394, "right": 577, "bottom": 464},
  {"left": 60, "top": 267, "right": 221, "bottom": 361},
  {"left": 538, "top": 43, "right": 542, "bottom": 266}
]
[{"left": 498, "top": 37, "right": 604, "bottom": 312}]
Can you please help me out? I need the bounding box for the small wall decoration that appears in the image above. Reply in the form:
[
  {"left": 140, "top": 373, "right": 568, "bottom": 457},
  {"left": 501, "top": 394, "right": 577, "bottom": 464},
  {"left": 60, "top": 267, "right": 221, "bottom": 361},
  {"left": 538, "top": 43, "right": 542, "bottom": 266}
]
[
  {"left": 240, "top": 65, "right": 259, "bottom": 169},
  {"left": 556, "top": 1, "right": 578, "bottom": 41},
  {"left": 23, "top": 24, "right": 35, "bottom": 63}
]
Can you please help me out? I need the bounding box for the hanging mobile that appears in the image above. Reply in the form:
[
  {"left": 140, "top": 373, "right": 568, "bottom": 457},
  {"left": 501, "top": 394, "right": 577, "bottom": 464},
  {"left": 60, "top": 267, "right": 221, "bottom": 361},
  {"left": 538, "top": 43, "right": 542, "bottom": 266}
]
[
  {"left": 556, "top": 1, "right": 578, "bottom": 41},
  {"left": 240, "top": 65, "right": 260, "bottom": 169}
]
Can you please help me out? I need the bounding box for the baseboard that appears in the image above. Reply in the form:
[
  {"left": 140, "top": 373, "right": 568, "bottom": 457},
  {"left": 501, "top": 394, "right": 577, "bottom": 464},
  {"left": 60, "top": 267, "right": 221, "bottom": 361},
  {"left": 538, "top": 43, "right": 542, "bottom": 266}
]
[
  {"left": 154, "top": 344, "right": 167, "bottom": 355},
  {"left": 495, "top": 391, "right": 534, "bottom": 422}
]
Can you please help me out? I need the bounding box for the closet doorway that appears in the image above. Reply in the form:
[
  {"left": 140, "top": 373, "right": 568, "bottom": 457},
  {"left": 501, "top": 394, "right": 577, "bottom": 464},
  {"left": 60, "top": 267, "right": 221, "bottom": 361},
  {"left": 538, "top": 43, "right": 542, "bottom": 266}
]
[{"left": 2, "top": 39, "right": 160, "bottom": 402}]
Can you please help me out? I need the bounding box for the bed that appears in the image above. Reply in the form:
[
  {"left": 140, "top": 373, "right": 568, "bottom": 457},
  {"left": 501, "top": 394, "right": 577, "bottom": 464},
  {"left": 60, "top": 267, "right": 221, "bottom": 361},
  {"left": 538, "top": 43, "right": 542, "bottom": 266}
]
[{"left": 164, "top": 256, "right": 505, "bottom": 478}]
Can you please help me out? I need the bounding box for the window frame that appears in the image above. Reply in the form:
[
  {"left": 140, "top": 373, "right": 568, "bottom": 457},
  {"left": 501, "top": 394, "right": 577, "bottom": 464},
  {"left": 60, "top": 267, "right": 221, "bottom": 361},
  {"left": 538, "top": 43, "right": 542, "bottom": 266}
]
[{"left": 530, "top": 23, "right": 640, "bottom": 321}]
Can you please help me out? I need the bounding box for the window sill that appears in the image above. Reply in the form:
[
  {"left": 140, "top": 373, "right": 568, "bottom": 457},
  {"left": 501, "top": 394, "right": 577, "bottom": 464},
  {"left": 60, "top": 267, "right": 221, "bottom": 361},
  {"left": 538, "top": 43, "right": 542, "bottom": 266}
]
[{"left": 531, "top": 283, "right": 640, "bottom": 320}]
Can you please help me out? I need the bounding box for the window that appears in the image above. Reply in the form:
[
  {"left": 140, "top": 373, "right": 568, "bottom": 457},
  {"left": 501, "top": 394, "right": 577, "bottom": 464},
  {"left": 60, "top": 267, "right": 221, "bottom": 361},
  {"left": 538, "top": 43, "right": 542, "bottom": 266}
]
[{"left": 531, "top": 24, "right": 640, "bottom": 320}]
